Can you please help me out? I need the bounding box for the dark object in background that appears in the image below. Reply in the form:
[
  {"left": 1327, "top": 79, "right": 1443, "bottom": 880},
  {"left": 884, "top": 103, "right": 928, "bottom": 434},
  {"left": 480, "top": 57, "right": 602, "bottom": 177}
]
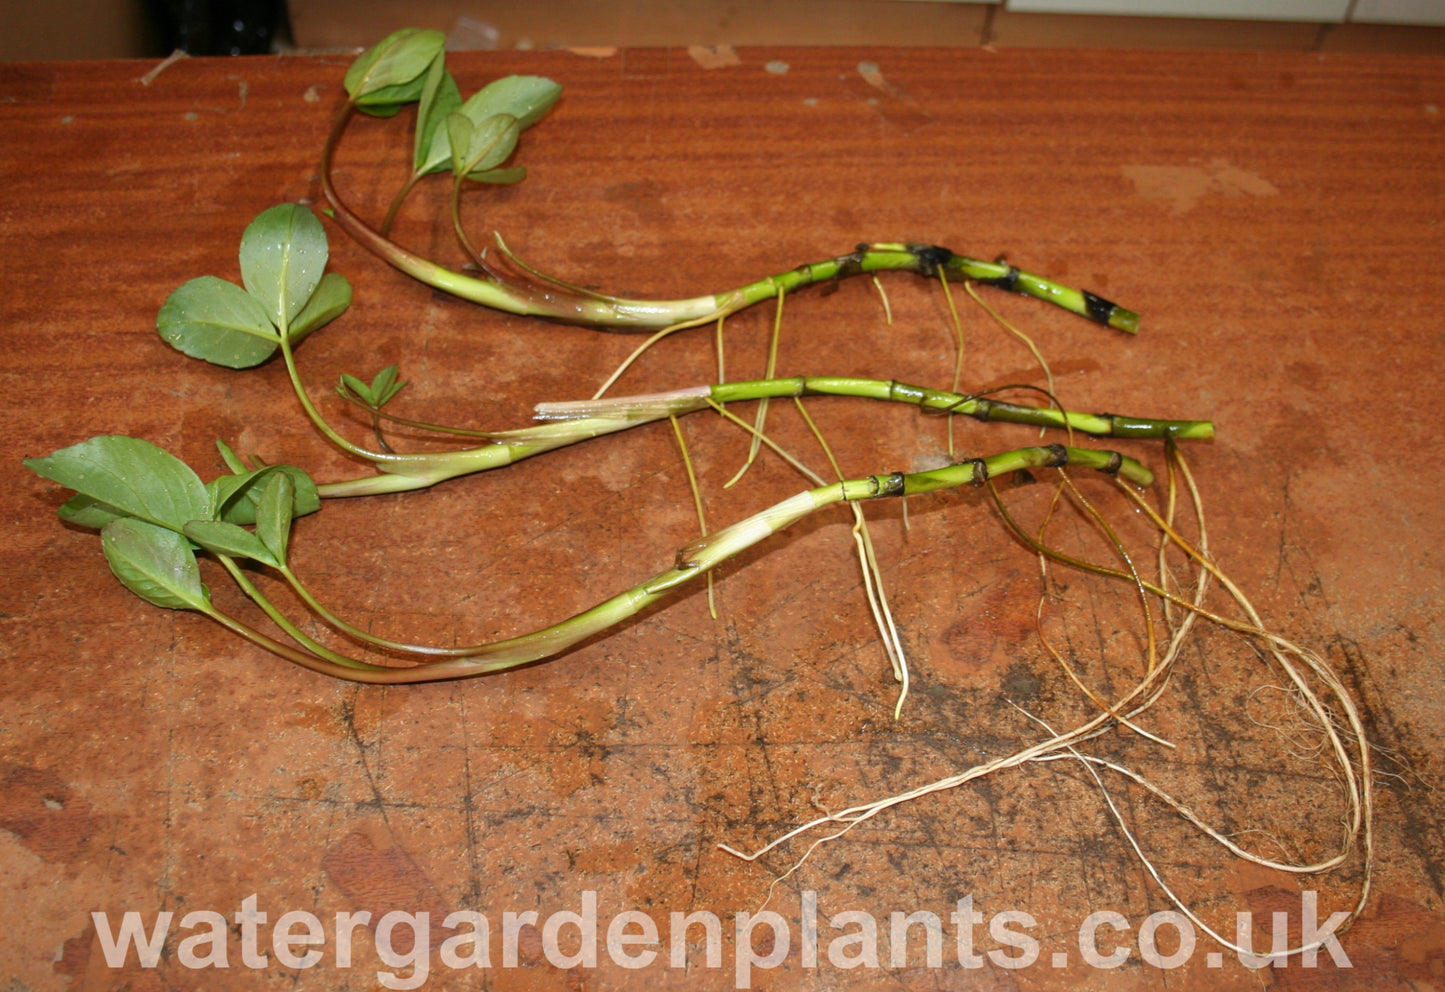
[{"left": 149, "top": 0, "right": 289, "bottom": 55}]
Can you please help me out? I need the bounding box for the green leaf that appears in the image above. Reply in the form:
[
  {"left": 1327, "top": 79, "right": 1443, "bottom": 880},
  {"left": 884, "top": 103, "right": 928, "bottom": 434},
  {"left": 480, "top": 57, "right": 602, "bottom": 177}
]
[
  {"left": 208, "top": 464, "right": 320, "bottom": 526},
  {"left": 239, "top": 204, "right": 328, "bottom": 331},
  {"left": 26, "top": 435, "right": 210, "bottom": 533},
  {"left": 255, "top": 471, "right": 294, "bottom": 564},
  {"left": 450, "top": 112, "right": 520, "bottom": 177},
  {"left": 370, "top": 364, "right": 407, "bottom": 406},
  {"left": 472, "top": 114, "right": 520, "bottom": 172},
  {"left": 338, "top": 373, "right": 374, "bottom": 406},
  {"left": 445, "top": 113, "right": 476, "bottom": 177},
  {"left": 467, "top": 166, "right": 526, "bottom": 185},
  {"left": 183, "top": 519, "right": 280, "bottom": 568},
  {"left": 458, "top": 75, "right": 562, "bottom": 132},
  {"left": 414, "top": 59, "right": 463, "bottom": 175},
  {"left": 157, "top": 275, "right": 279, "bottom": 369},
  {"left": 101, "top": 518, "right": 210, "bottom": 611},
  {"left": 58, "top": 493, "right": 127, "bottom": 530},
  {"left": 288, "top": 272, "right": 352, "bottom": 346},
  {"left": 215, "top": 439, "right": 247, "bottom": 475},
  {"left": 344, "top": 28, "right": 446, "bottom": 110}
]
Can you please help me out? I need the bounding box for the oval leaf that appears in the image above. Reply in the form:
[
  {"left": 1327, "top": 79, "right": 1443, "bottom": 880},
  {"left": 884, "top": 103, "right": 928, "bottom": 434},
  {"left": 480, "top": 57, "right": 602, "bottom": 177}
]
[
  {"left": 255, "top": 470, "right": 294, "bottom": 563},
  {"left": 344, "top": 28, "right": 445, "bottom": 108},
  {"left": 459, "top": 75, "right": 562, "bottom": 132},
  {"left": 26, "top": 435, "right": 210, "bottom": 533},
  {"left": 239, "top": 204, "right": 328, "bottom": 330},
  {"left": 468, "top": 166, "right": 526, "bottom": 186},
  {"left": 449, "top": 112, "right": 519, "bottom": 178},
  {"left": 370, "top": 364, "right": 405, "bottom": 405},
  {"left": 102, "top": 518, "right": 210, "bottom": 611},
  {"left": 288, "top": 271, "right": 353, "bottom": 347},
  {"left": 470, "top": 114, "right": 520, "bottom": 173},
  {"left": 58, "top": 493, "right": 127, "bottom": 530},
  {"left": 338, "top": 372, "right": 374, "bottom": 406},
  {"left": 445, "top": 113, "right": 476, "bottom": 178},
  {"left": 415, "top": 59, "right": 463, "bottom": 175},
  {"left": 157, "top": 275, "right": 278, "bottom": 369},
  {"left": 215, "top": 439, "right": 247, "bottom": 475},
  {"left": 184, "top": 519, "right": 280, "bottom": 568}
]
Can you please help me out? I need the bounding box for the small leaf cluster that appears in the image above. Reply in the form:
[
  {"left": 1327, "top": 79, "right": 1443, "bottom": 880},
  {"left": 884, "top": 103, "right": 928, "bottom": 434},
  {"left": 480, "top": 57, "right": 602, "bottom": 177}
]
[
  {"left": 157, "top": 204, "right": 352, "bottom": 369},
  {"left": 24, "top": 436, "right": 318, "bottom": 611},
  {"left": 344, "top": 28, "right": 562, "bottom": 186},
  {"left": 338, "top": 364, "right": 407, "bottom": 412}
]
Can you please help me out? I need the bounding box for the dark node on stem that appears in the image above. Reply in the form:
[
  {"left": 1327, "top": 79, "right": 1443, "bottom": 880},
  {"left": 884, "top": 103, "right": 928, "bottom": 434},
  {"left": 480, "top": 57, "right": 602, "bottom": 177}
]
[
  {"left": 879, "top": 472, "right": 907, "bottom": 497},
  {"left": 674, "top": 537, "right": 707, "bottom": 570},
  {"left": 1081, "top": 289, "right": 1121, "bottom": 326},
  {"left": 827, "top": 246, "right": 870, "bottom": 296},
  {"left": 967, "top": 458, "right": 990, "bottom": 486},
  {"left": 981, "top": 265, "right": 1022, "bottom": 294},
  {"left": 834, "top": 249, "right": 867, "bottom": 281},
  {"left": 886, "top": 379, "right": 927, "bottom": 407},
  {"left": 1044, "top": 443, "right": 1070, "bottom": 467},
  {"left": 908, "top": 243, "right": 955, "bottom": 279},
  {"left": 961, "top": 396, "right": 991, "bottom": 421},
  {"left": 1101, "top": 451, "right": 1124, "bottom": 476}
]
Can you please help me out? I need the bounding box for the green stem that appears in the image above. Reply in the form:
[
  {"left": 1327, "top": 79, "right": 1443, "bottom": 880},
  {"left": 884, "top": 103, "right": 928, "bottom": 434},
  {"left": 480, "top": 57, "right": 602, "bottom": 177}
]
[
  {"left": 322, "top": 103, "right": 1139, "bottom": 333},
  {"left": 322, "top": 102, "right": 544, "bottom": 315},
  {"left": 215, "top": 554, "right": 377, "bottom": 670},
  {"left": 276, "top": 319, "right": 381, "bottom": 462},
  {"left": 202, "top": 442, "right": 1148, "bottom": 683},
  {"left": 540, "top": 377, "right": 1215, "bottom": 441},
  {"left": 379, "top": 170, "right": 423, "bottom": 237},
  {"left": 277, "top": 562, "right": 478, "bottom": 658},
  {"left": 450, "top": 171, "right": 502, "bottom": 278},
  {"left": 315, "top": 375, "right": 1208, "bottom": 499},
  {"left": 313, "top": 412, "right": 670, "bottom": 497},
  {"left": 714, "top": 244, "right": 1139, "bottom": 334}
]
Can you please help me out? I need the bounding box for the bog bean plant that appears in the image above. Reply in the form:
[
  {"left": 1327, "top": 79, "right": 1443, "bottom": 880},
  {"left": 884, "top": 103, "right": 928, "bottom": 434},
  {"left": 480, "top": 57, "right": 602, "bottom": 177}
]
[{"left": 26, "top": 29, "right": 1373, "bottom": 961}]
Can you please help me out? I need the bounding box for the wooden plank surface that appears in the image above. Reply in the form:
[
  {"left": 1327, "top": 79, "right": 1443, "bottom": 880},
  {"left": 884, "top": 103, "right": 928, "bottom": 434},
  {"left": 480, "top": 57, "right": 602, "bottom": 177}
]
[{"left": 1, "top": 45, "right": 1442, "bottom": 990}]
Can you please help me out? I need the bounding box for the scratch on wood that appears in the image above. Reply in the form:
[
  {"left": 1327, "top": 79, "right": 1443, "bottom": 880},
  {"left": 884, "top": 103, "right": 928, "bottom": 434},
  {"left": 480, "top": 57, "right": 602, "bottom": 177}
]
[
  {"left": 137, "top": 49, "right": 188, "bottom": 87},
  {"left": 689, "top": 45, "right": 741, "bottom": 70},
  {"left": 854, "top": 60, "right": 933, "bottom": 134}
]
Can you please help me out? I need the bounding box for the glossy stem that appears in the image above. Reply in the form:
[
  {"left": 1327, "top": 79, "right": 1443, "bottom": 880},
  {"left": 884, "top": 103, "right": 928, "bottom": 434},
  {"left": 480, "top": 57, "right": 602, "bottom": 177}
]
[
  {"left": 210, "top": 443, "right": 1147, "bottom": 683},
  {"left": 321, "top": 102, "right": 1139, "bottom": 332}
]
